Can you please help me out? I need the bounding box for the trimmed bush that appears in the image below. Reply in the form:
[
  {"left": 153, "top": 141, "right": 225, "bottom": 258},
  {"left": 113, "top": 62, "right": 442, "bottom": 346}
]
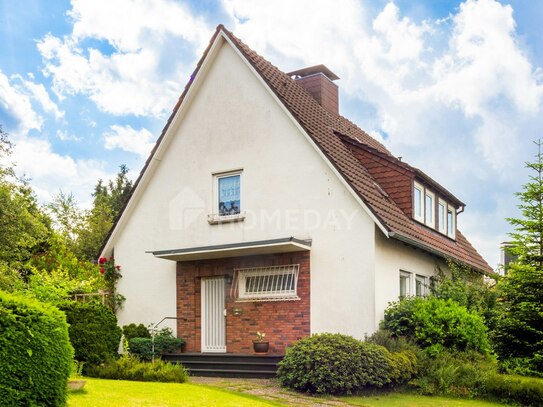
[
  {"left": 277, "top": 333, "right": 411, "bottom": 395},
  {"left": 0, "top": 290, "right": 73, "bottom": 406},
  {"left": 122, "top": 323, "right": 151, "bottom": 340},
  {"left": 59, "top": 301, "right": 122, "bottom": 366},
  {"left": 86, "top": 355, "right": 188, "bottom": 382},
  {"left": 484, "top": 373, "right": 543, "bottom": 406},
  {"left": 128, "top": 328, "right": 185, "bottom": 361},
  {"left": 383, "top": 297, "right": 490, "bottom": 355}
]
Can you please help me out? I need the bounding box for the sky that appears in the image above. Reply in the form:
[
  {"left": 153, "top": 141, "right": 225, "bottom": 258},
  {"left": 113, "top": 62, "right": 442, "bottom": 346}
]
[{"left": 0, "top": 0, "right": 542, "bottom": 269}]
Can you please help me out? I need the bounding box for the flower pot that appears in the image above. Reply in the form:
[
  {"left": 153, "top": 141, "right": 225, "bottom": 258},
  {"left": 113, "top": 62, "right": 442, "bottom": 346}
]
[
  {"left": 253, "top": 340, "right": 269, "bottom": 354},
  {"left": 68, "top": 380, "right": 86, "bottom": 391}
]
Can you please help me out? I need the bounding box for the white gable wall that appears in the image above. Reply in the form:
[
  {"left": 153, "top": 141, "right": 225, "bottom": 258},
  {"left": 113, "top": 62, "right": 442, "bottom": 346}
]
[{"left": 112, "top": 39, "right": 379, "bottom": 337}]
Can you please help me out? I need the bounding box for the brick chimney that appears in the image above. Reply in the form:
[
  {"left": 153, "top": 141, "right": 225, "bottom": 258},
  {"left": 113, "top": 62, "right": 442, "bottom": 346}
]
[{"left": 287, "top": 64, "right": 340, "bottom": 114}]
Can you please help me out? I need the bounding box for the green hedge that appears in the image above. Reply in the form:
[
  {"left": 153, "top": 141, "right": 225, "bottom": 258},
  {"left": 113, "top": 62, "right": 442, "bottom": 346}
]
[
  {"left": 59, "top": 301, "right": 122, "bottom": 366},
  {"left": 383, "top": 297, "right": 490, "bottom": 355},
  {"left": 485, "top": 374, "right": 543, "bottom": 406},
  {"left": 86, "top": 355, "right": 188, "bottom": 382},
  {"left": 0, "top": 290, "right": 73, "bottom": 406},
  {"left": 277, "top": 333, "right": 416, "bottom": 395}
]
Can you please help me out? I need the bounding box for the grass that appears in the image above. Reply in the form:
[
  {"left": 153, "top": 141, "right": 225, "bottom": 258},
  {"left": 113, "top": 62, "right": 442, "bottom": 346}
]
[
  {"left": 342, "top": 392, "right": 506, "bottom": 406},
  {"left": 68, "top": 377, "right": 281, "bottom": 407}
]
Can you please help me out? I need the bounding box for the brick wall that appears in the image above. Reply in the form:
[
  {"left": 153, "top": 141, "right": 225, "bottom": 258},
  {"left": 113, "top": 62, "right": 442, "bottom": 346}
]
[{"left": 176, "top": 251, "right": 310, "bottom": 355}]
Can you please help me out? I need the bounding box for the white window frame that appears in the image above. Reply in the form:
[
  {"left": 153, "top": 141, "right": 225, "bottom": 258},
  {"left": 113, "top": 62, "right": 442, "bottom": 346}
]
[
  {"left": 425, "top": 190, "right": 435, "bottom": 228},
  {"left": 234, "top": 265, "right": 300, "bottom": 302},
  {"left": 438, "top": 199, "right": 447, "bottom": 234},
  {"left": 415, "top": 274, "right": 428, "bottom": 297},
  {"left": 447, "top": 204, "right": 456, "bottom": 239},
  {"left": 208, "top": 169, "right": 245, "bottom": 224},
  {"left": 413, "top": 182, "right": 424, "bottom": 223},
  {"left": 400, "top": 271, "right": 412, "bottom": 298}
]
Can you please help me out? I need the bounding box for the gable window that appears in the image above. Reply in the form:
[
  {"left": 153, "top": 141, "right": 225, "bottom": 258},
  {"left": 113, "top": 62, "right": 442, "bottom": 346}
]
[
  {"left": 447, "top": 205, "right": 456, "bottom": 238},
  {"left": 218, "top": 174, "right": 241, "bottom": 216},
  {"left": 208, "top": 170, "right": 245, "bottom": 224},
  {"left": 234, "top": 265, "right": 300, "bottom": 302},
  {"left": 425, "top": 191, "right": 435, "bottom": 227},
  {"left": 438, "top": 199, "right": 446, "bottom": 234},
  {"left": 413, "top": 182, "right": 424, "bottom": 222}
]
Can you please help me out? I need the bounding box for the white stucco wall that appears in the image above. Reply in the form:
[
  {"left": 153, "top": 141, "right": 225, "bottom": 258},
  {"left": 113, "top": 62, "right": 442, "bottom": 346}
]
[
  {"left": 374, "top": 229, "right": 447, "bottom": 326},
  {"left": 111, "top": 37, "right": 378, "bottom": 338}
]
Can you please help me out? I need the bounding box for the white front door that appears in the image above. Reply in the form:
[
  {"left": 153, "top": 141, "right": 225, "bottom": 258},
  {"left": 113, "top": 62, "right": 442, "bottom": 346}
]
[{"left": 201, "top": 277, "right": 226, "bottom": 353}]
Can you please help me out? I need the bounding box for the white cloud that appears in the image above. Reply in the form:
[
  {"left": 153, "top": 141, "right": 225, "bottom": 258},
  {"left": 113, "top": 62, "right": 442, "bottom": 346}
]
[
  {"left": 222, "top": 0, "right": 543, "bottom": 267},
  {"left": 0, "top": 70, "right": 43, "bottom": 136},
  {"left": 56, "top": 129, "right": 81, "bottom": 141},
  {"left": 11, "top": 137, "right": 111, "bottom": 207},
  {"left": 15, "top": 75, "right": 65, "bottom": 121},
  {"left": 104, "top": 124, "right": 154, "bottom": 158},
  {"left": 37, "top": 0, "right": 213, "bottom": 118}
]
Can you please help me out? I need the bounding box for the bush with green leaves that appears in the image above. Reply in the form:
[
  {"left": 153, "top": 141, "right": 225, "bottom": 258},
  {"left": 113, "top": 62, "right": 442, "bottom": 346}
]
[
  {"left": 412, "top": 349, "right": 496, "bottom": 398},
  {"left": 484, "top": 373, "right": 543, "bottom": 406},
  {"left": 128, "top": 327, "right": 185, "bottom": 361},
  {"left": 86, "top": 354, "right": 188, "bottom": 382},
  {"left": 59, "top": 301, "right": 122, "bottom": 366},
  {"left": 383, "top": 297, "right": 490, "bottom": 355},
  {"left": 277, "top": 333, "right": 414, "bottom": 395},
  {"left": 122, "top": 323, "right": 151, "bottom": 340},
  {"left": 0, "top": 290, "right": 73, "bottom": 406}
]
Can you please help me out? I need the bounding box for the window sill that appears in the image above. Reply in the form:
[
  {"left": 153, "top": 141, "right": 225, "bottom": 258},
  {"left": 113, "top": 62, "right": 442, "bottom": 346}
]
[{"left": 207, "top": 212, "right": 246, "bottom": 225}]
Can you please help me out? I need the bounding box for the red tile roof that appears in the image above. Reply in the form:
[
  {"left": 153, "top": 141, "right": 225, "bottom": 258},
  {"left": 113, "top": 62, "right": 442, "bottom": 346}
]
[
  {"left": 101, "top": 25, "right": 492, "bottom": 274},
  {"left": 220, "top": 26, "right": 492, "bottom": 274}
]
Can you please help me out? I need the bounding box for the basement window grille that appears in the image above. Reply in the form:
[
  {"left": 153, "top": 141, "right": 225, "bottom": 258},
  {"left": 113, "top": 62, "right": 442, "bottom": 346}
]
[{"left": 232, "top": 265, "right": 300, "bottom": 302}]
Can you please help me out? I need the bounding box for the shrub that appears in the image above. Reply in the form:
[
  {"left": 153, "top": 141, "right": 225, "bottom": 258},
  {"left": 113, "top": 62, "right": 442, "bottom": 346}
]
[
  {"left": 86, "top": 355, "right": 188, "bottom": 382},
  {"left": 484, "top": 373, "right": 543, "bottom": 406},
  {"left": 277, "top": 333, "right": 410, "bottom": 395},
  {"left": 128, "top": 327, "right": 185, "bottom": 361},
  {"left": 0, "top": 290, "right": 73, "bottom": 406},
  {"left": 59, "top": 301, "right": 122, "bottom": 366},
  {"left": 412, "top": 349, "right": 497, "bottom": 398},
  {"left": 388, "top": 350, "right": 418, "bottom": 383},
  {"left": 383, "top": 297, "right": 490, "bottom": 355},
  {"left": 122, "top": 323, "right": 151, "bottom": 340}
]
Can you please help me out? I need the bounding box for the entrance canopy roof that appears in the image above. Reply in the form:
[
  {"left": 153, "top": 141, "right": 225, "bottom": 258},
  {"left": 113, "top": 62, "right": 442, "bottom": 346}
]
[{"left": 149, "top": 237, "right": 311, "bottom": 262}]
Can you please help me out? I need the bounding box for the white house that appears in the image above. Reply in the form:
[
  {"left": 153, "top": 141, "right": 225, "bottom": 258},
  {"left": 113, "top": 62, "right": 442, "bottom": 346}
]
[{"left": 100, "top": 25, "right": 492, "bottom": 355}]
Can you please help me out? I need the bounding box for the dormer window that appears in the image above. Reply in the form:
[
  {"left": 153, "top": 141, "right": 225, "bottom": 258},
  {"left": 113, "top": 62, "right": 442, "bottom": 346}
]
[
  {"left": 425, "top": 191, "right": 434, "bottom": 228},
  {"left": 438, "top": 199, "right": 447, "bottom": 234},
  {"left": 413, "top": 181, "right": 456, "bottom": 239},
  {"left": 447, "top": 205, "right": 456, "bottom": 239},
  {"left": 413, "top": 182, "right": 424, "bottom": 223}
]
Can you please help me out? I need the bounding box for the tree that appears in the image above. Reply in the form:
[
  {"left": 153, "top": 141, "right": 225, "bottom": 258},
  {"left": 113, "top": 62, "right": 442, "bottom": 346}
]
[
  {"left": 46, "top": 191, "right": 84, "bottom": 252},
  {"left": 75, "top": 165, "right": 133, "bottom": 261},
  {"left": 507, "top": 140, "right": 543, "bottom": 268},
  {"left": 494, "top": 140, "right": 543, "bottom": 375}
]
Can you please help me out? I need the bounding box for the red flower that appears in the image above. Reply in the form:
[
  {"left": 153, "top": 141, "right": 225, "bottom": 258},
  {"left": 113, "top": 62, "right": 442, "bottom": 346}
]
[
  {"left": 100, "top": 268, "right": 105, "bottom": 274},
  {"left": 99, "top": 257, "right": 107, "bottom": 264},
  {"left": 116, "top": 265, "right": 121, "bottom": 270}
]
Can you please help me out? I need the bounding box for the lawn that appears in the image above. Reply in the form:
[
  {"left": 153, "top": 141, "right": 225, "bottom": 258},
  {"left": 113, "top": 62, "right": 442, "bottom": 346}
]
[
  {"left": 68, "top": 378, "right": 280, "bottom": 407},
  {"left": 342, "top": 393, "right": 506, "bottom": 407}
]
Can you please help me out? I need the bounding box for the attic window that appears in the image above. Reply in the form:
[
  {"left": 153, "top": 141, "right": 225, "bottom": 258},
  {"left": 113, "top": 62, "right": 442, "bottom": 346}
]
[
  {"left": 447, "top": 205, "right": 456, "bottom": 239},
  {"left": 413, "top": 182, "right": 424, "bottom": 223},
  {"left": 208, "top": 170, "right": 245, "bottom": 224},
  {"left": 413, "top": 182, "right": 456, "bottom": 239}
]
